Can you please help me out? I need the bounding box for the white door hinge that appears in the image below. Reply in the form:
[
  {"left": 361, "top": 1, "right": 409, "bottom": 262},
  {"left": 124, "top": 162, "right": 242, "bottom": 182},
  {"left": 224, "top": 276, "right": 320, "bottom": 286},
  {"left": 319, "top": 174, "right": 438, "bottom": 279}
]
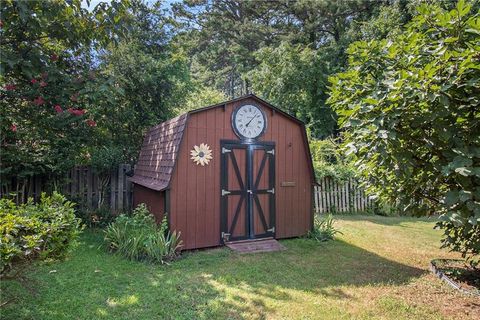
[
  {"left": 267, "top": 149, "right": 275, "bottom": 155},
  {"left": 222, "top": 189, "right": 231, "bottom": 196},
  {"left": 267, "top": 188, "right": 275, "bottom": 194},
  {"left": 222, "top": 232, "right": 231, "bottom": 241},
  {"left": 222, "top": 147, "right": 231, "bottom": 154}
]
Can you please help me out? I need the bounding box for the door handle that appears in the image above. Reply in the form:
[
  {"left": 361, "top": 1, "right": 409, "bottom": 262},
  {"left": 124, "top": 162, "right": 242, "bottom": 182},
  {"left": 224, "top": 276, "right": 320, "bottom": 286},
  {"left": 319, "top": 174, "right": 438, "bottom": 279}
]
[{"left": 247, "top": 190, "right": 253, "bottom": 194}]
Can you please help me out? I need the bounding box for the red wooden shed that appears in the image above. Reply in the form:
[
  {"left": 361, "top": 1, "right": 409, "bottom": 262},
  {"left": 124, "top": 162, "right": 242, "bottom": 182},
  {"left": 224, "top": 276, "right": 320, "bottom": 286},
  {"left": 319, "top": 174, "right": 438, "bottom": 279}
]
[{"left": 130, "top": 94, "right": 316, "bottom": 250}]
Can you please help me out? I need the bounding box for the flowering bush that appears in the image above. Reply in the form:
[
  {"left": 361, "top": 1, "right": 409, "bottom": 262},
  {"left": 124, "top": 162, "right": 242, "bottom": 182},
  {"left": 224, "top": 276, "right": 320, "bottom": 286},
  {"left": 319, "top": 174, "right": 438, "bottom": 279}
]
[{"left": 0, "top": 0, "right": 127, "bottom": 192}]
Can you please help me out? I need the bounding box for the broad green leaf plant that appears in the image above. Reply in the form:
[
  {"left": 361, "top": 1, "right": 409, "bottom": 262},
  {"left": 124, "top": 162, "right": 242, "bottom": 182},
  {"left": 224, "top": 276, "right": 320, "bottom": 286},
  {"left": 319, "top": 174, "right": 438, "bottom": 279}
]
[
  {"left": 328, "top": 1, "right": 480, "bottom": 267},
  {"left": 0, "top": 192, "right": 82, "bottom": 277}
]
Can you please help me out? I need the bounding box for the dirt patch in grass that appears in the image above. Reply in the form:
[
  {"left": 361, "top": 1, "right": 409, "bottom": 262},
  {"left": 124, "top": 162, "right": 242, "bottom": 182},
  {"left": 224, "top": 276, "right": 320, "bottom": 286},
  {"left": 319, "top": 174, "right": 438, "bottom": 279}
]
[{"left": 388, "top": 274, "right": 480, "bottom": 320}]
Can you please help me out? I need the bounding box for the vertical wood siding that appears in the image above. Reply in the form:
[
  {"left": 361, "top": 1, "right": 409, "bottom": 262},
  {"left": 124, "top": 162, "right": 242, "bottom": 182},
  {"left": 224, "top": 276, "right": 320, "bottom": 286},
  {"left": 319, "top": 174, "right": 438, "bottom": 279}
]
[
  {"left": 132, "top": 184, "right": 165, "bottom": 221},
  {"left": 169, "top": 98, "right": 314, "bottom": 249}
]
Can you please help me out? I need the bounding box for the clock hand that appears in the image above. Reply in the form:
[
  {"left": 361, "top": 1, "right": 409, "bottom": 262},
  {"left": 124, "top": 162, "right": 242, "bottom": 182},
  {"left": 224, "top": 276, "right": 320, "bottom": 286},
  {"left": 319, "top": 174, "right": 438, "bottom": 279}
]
[{"left": 245, "top": 114, "right": 258, "bottom": 127}]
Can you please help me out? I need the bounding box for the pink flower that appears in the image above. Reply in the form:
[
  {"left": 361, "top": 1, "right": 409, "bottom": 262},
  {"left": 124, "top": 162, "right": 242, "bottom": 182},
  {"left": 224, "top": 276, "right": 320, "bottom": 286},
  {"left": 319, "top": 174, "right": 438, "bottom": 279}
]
[
  {"left": 40, "top": 81, "right": 47, "bottom": 87},
  {"left": 4, "top": 84, "right": 16, "bottom": 91},
  {"left": 54, "top": 105, "right": 63, "bottom": 113},
  {"left": 50, "top": 54, "right": 58, "bottom": 61},
  {"left": 33, "top": 96, "right": 45, "bottom": 106},
  {"left": 10, "top": 124, "right": 17, "bottom": 132},
  {"left": 86, "top": 119, "right": 96, "bottom": 127},
  {"left": 74, "top": 109, "right": 86, "bottom": 116},
  {"left": 31, "top": 79, "right": 38, "bottom": 84},
  {"left": 68, "top": 108, "right": 85, "bottom": 116}
]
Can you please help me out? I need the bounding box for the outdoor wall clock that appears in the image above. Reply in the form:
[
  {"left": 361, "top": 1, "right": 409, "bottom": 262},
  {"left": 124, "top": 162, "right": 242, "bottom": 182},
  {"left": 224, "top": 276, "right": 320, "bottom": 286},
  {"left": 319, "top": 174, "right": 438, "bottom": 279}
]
[
  {"left": 190, "top": 143, "right": 213, "bottom": 166},
  {"left": 232, "top": 104, "right": 267, "bottom": 140}
]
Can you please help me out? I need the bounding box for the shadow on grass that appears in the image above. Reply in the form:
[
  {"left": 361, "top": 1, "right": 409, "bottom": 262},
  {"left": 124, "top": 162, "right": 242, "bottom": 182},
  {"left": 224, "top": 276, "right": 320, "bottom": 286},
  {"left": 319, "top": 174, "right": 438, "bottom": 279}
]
[
  {"left": 1, "top": 231, "right": 426, "bottom": 320},
  {"left": 335, "top": 214, "right": 437, "bottom": 227}
]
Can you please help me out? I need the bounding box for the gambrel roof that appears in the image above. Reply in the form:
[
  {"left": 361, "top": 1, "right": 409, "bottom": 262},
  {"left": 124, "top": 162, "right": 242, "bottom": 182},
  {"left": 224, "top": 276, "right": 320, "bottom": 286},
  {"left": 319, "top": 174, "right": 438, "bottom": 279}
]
[
  {"left": 129, "top": 94, "right": 317, "bottom": 191},
  {"left": 129, "top": 113, "right": 188, "bottom": 190}
]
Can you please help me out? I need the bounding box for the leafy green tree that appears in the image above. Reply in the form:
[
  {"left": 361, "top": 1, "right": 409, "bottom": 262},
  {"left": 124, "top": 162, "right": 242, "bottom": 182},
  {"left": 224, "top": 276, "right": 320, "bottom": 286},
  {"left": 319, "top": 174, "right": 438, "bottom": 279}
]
[
  {"left": 94, "top": 0, "right": 192, "bottom": 163},
  {"left": 309, "top": 135, "right": 356, "bottom": 182},
  {"left": 172, "top": 0, "right": 417, "bottom": 138},
  {"left": 329, "top": 1, "right": 480, "bottom": 267},
  {"left": 0, "top": 0, "right": 128, "bottom": 197},
  {"left": 172, "top": 0, "right": 290, "bottom": 97},
  {"left": 172, "top": 0, "right": 388, "bottom": 101},
  {"left": 175, "top": 86, "right": 227, "bottom": 115},
  {"left": 250, "top": 43, "right": 336, "bottom": 138},
  {"left": 247, "top": 1, "right": 412, "bottom": 137}
]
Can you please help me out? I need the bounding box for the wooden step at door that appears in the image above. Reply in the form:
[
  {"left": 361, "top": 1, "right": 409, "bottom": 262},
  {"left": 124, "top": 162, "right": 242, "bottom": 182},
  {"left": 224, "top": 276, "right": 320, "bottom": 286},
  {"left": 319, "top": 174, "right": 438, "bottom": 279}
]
[{"left": 226, "top": 238, "right": 286, "bottom": 253}]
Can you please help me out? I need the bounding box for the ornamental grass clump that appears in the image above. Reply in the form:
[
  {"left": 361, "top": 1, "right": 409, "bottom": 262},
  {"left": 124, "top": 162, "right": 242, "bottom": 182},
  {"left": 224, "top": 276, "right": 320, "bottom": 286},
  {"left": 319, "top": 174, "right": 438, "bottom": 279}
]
[
  {"left": 104, "top": 204, "right": 182, "bottom": 263},
  {"left": 308, "top": 214, "right": 342, "bottom": 242}
]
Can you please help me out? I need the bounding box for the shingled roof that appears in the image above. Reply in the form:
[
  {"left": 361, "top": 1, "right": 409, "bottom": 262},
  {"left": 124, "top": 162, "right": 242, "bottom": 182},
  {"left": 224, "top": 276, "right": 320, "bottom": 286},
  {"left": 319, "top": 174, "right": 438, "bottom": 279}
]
[
  {"left": 130, "top": 94, "right": 317, "bottom": 191},
  {"left": 129, "top": 113, "right": 188, "bottom": 191}
]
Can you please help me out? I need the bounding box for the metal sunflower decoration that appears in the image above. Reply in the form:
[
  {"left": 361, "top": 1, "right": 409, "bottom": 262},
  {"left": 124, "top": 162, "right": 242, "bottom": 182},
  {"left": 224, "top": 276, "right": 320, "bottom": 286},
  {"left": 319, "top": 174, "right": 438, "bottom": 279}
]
[{"left": 190, "top": 143, "right": 213, "bottom": 166}]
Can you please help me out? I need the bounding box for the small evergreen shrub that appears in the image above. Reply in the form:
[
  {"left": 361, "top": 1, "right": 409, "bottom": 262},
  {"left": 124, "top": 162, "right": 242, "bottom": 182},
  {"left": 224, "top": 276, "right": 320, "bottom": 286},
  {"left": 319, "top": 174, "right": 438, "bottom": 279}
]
[
  {"left": 0, "top": 192, "right": 83, "bottom": 276},
  {"left": 104, "top": 204, "right": 182, "bottom": 263},
  {"left": 308, "top": 214, "right": 342, "bottom": 242}
]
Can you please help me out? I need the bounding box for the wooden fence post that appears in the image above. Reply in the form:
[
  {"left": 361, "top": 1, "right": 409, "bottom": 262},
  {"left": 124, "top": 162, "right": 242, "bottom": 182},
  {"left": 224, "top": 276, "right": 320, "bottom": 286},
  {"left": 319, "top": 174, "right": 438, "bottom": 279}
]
[{"left": 110, "top": 168, "right": 117, "bottom": 213}]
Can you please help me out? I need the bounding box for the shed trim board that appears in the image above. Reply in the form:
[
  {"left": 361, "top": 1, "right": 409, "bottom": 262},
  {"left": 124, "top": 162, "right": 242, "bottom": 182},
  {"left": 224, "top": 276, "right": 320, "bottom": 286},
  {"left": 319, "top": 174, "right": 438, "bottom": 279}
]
[{"left": 131, "top": 94, "right": 316, "bottom": 250}]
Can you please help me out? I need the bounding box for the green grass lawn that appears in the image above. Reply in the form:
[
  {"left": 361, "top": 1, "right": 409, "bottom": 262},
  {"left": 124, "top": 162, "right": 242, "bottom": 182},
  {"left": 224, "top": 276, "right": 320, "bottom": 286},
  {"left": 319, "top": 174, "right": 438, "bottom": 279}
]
[{"left": 1, "top": 215, "right": 478, "bottom": 320}]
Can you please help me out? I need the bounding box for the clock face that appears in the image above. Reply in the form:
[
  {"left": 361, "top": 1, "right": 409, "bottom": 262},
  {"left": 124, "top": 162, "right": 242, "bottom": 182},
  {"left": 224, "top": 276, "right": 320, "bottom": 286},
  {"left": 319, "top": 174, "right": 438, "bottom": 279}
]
[{"left": 232, "top": 104, "right": 267, "bottom": 140}]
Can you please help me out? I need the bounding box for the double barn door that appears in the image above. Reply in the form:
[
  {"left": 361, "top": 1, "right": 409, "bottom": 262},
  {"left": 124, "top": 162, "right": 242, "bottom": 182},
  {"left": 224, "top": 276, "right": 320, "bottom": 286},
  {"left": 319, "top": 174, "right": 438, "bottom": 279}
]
[{"left": 220, "top": 141, "right": 275, "bottom": 242}]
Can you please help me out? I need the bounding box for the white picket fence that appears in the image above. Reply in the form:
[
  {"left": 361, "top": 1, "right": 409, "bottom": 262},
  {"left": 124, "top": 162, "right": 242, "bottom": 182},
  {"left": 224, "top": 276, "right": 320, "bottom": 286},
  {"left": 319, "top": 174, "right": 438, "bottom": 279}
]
[{"left": 314, "top": 177, "right": 374, "bottom": 213}]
